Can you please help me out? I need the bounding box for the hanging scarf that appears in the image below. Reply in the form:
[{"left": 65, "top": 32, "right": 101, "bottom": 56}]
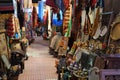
[
  {"left": 32, "top": 7, "right": 38, "bottom": 28},
  {"left": 43, "top": 10, "right": 48, "bottom": 25},
  {"left": 90, "top": 0, "right": 97, "bottom": 10},
  {"left": 65, "top": 19, "right": 72, "bottom": 37},
  {"left": 63, "top": 2, "right": 72, "bottom": 37},
  {"left": 84, "top": 15, "right": 90, "bottom": 35},
  {"left": 89, "top": 7, "right": 100, "bottom": 36},
  {"left": 46, "top": 0, "right": 59, "bottom": 13},
  {"left": 63, "top": 0, "right": 70, "bottom": 10},
  {"left": 23, "top": 0, "right": 32, "bottom": 9},
  {"left": 54, "top": 0, "right": 65, "bottom": 13}
]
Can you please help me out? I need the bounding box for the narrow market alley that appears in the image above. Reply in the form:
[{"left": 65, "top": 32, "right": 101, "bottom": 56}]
[
  {"left": 18, "top": 37, "right": 57, "bottom": 80},
  {"left": 1, "top": 0, "right": 120, "bottom": 80}
]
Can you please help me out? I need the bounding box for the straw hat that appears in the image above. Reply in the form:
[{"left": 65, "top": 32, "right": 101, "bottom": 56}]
[{"left": 110, "top": 23, "right": 120, "bottom": 40}]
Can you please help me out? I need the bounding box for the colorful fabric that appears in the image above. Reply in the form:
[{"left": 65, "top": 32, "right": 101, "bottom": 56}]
[
  {"left": 66, "top": 19, "right": 72, "bottom": 37},
  {"left": 38, "top": 1, "right": 44, "bottom": 22},
  {"left": 54, "top": 0, "right": 65, "bottom": 13},
  {"left": 91, "top": 0, "right": 97, "bottom": 9},
  {"left": 46, "top": 0, "right": 59, "bottom": 13},
  {"left": 43, "top": 10, "right": 48, "bottom": 25},
  {"left": 63, "top": 0, "right": 70, "bottom": 10},
  {"left": 32, "top": 7, "right": 38, "bottom": 28},
  {"left": 23, "top": 0, "right": 32, "bottom": 9},
  {"left": 63, "top": 4, "right": 72, "bottom": 37},
  {"left": 6, "top": 15, "right": 21, "bottom": 38}
]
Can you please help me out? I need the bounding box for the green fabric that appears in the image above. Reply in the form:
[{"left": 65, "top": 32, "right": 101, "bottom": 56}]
[
  {"left": 6, "top": 36, "right": 10, "bottom": 48},
  {"left": 64, "top": 19, "right": 72, "bottom": 37},
  {"left": 68, "top": 19, "right": 72, "bottom": 37}
]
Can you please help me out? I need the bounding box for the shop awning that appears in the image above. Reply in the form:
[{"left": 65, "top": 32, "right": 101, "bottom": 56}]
[
  {"left": 32, "top": 0, "right": 41, "bottom": 3},
  {"left": 0, "top": 0, "right": 14, "bottom": 13}
]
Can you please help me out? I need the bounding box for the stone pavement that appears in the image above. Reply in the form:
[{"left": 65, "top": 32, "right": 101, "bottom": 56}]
[{"left": 18, "top": 37, "right": 57, "bottom": 80}]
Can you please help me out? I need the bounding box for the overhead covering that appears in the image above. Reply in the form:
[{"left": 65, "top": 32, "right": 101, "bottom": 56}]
[
  {"left": 32, "top": 0, "right": 41, "bottom": 3},
  {"left": 0, "top": 0, "right": 14, "bottom": 13},
  {"left": 0, "top": 0, "right": 12, "bottom": 3}
]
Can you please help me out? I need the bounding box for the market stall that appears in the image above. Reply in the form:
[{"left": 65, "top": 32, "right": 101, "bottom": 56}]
[
  {"left": 0, "top": 0, "right": 29, "bottom": 79},
  {"left": 48, "top": 0, "right": 120, "bottom": 80}
]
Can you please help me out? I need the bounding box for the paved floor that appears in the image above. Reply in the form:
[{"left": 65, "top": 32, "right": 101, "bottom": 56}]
[{"left": 18, "top": 37, "right": 57, "bottom": 80}]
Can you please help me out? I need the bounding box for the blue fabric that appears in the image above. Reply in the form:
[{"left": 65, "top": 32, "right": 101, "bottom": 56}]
[
  {"left": 52, "top": 10, "right": 63, "bottom": 27},
  {"left": 15, "top": 33, "right": 19, "bottom": 39},
  {"left": 52, "top": 19, "right": 63, "bottom": 27},
  {"left": 38, "top": 1, "right": 44, "bottom": 22}
]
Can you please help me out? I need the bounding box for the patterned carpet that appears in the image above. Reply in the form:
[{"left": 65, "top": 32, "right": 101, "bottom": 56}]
[{"left": 18, "top": 37, "right": 57, "bottom": 80}]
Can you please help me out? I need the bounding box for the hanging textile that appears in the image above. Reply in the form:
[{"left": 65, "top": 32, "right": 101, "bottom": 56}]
[
  {"left": 6, "top": 15, "right": 14, "bottom": 37},
  {"left": 81, "top": 15, "right": 90, "bottom": 42},
  {"left": 18, "top": 11, "right": 24, "bottom": 29},
  {"left": 63, "top": 1, "right": 72, "bottom": 37},
  {"left": 89, "top": 7, "right": 101, "bottom": 36},
  {"left": 54, "top": 0, "right": 65, "bottom": 13},
  {"left": 73, "top": 4, "right": 82, "bottom": 40},
  {"left": 46, "top": 6, "right": 52, "bottom": 38},
  {"left": 46, "top": 0, "right": 59, "bottom": 13},
  {"left": 93, "top": 8, "right": 103, "bottom": 39},
  {"left": 0, "top": 1, "right": 14, "bottom": 13},
  {"left": 43, "top": 10, "right": 48, "bottom": 26},
  {"left": 6, "top": 15, "right": 21, "bottom": 38},
  {"left": 52, "top": 10, "right": 63, "bottom": 27},
  {"left": 0, "top": 14, "right": 11, "bottom": 31},
  {"left": 81, "top": 9, "right": 86, "bottom": 41},
  {"left": 32, "top": 7, "right": 38, "bottom": 28},
  {"left": 90, "top": 0, "right": 97, "bottom": 10},
  {"left": 63, "top": 0, "right": 70, "bottom": 10},
  {"left": 14, "top": 16, "right": 21, "bottom": 39},
  {"left": 65, "top": 19, "right": 72, "bottom": 37},
  {"left": 23, "top": 0, "right": 32, "bottom": 9},
  {"left": 38, "top": 1, "right": 44, "bottom": 21}
]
